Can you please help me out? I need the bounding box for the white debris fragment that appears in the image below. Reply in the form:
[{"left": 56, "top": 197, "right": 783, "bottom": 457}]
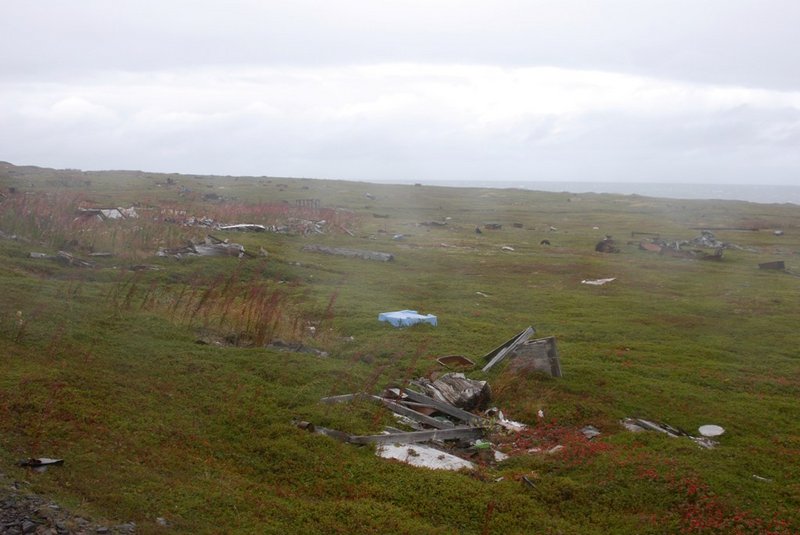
[
  {"left": 698, "top": 424, "right": 725, "bottom": 437},
  {"left": 581, "top": 277, "right": 616, "bottom": 286},
  {"left": 621, "top": 419, "right": 646, "bottom": 432},
  {"left": 690, "top": 436, "right": 719, "bottom": 449},
  {"left": 376, "top": 443, "right": 475, "bottom": 471},
  {"left": 486, "top": 408, "right": 528, "bottom": 432},
  {"left": 581, "top": 425, "right": 602, "bottom": 439}
]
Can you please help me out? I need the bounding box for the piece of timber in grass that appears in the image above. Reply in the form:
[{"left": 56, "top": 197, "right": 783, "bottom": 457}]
[
  {"left": 56, "top": 251, "right": 94, "bottom": 268},
  {"left": 18, "top": 457, "right": 64, "bottom": 472},
  {"left": 481, "top": 326, "right": 535, "bottom": 372},
  {"left": 353, "top": 427, "right": 485, "bottom": 445},
  {"left": 621, "top": 418, "right": 718, "bottom": 449},
  {"left": 379, "top": 398, "right": 455, "bottom": 429},
  {"left": 412, "top": 373, "right": 492, "bottom": 411},
  {"left": 505, "top": 336, "right": 562, "bottom": 378},
  {"left": 301, "top": 244, "right": 394, "bottom": 262},
  {"left": 217, "top": 224, "right": 267, "bottom": 232},
  {"left": 397, "top": 388, "right": 485, "bottom": 426},
  {"left": 295, "top": 419, "right": 484, "bottom": 445},
  {"left": 18, "top": 457, "right": 64, "bottom": 467},
  {"left": 319, "top": 392, "right": 374, "bottom": 404}
]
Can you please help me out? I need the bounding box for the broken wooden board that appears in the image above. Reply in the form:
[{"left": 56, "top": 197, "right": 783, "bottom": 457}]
[
  {"left": 319, "top": 393, "right": 373, "bottom": 404},
  {"left": 56, "top": 251, "right": 94, "bottom": 268},
  {"left": 412, "top": 373, "right": 491, "bottom": 411},
  {"left": 379, "top": 399, "right": 455, "bottom": 429},
  {"left": 217, "top": 224, "right": 267, "bottom": 232},
  {"left": 348, "top": 427, "right": 484, "bottom": 445},
  {"left": 506, "top": 336, "right": 562, "bottom": 378},
  {"left": 481, "top": 326, "right": 535, "bottom": 372},
  {"left": 298, "top": 422, "right": 484, "bottom": 445},
  {"left": 437, "top": 355, "right": 475, "bottom": 370},
  {"left": 400, "top": 388, "right": 485, "bottom": 426}
]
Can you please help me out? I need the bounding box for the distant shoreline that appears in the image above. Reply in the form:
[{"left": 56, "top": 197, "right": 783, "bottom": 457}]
[{"left": 383, "top": 180, "right": 800, "bottom": 206}]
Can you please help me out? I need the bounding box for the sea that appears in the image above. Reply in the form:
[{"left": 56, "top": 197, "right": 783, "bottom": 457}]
[{"left": 411, "top": 181, "right": 800, "bottom": 206}]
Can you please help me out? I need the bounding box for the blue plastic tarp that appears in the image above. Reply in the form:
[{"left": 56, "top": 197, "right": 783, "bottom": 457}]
[{"left": 378, "top": 310, "right": 437, "bottom": 328}]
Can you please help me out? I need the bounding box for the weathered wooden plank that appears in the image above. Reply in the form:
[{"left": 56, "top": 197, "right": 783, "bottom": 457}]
[
  {"left": 411, "top": 374, "right": 492, "bottom": 411},
  {"left": 481, "top": 326, "right": 535, "bottom": 372},
  {"left": 348, "top": 426, "right": 484, "bottom": 445},
  {"left": 321, "top": 428, "right": 352, "bottom": 442},
  {"left": 379, "top": 399, "right": 454, "bottom": 429},
  {"left": 401, "top": 389, "right": 484, "bottom": 425},
  {"left": 319, "top": 393, "right": 372, "bottom": 404},
  {"left": 321, "top": 393, "right": 458, "bottom": 429}
]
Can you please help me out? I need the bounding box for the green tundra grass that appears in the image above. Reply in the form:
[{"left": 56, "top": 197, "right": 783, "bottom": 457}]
[{"left": 0, "top": 163, "right": 798, "bottom": 533}]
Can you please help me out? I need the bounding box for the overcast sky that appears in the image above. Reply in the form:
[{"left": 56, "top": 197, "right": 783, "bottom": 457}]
[{"left": 2, "top": 1, "right": 799, "bottom": 185}]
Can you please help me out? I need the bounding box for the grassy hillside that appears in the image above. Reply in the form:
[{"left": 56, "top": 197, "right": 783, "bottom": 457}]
[{"left": 1, "top": 162, "right": 798, "bottom": 533}]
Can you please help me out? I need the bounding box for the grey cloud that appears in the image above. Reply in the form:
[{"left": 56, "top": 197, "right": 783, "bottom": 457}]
[{"left": 3, "top": 1, "right": 800, "bottom": 90}]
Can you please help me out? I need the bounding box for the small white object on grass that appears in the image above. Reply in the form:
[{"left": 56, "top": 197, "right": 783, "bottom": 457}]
[{"left": 698, "top": 424, "right": 725, "bottom": 437}]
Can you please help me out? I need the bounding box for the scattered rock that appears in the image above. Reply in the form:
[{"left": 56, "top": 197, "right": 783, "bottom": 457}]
[
  {"left": 595, "top": 237, "right": 620, "bottom": 253},
  {"left": 0, "top": 471, "right": 130, "bottom": 534},
  {"left": 580, "top": 425, "right": 602, "bottom": 440}
]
